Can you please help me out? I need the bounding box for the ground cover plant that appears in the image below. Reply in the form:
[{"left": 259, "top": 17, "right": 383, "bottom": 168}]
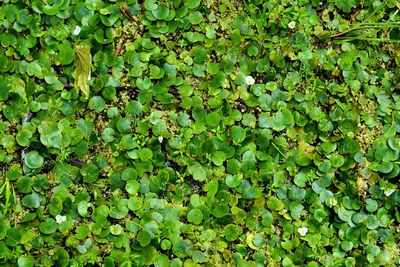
[{"left": 0, "top": 0, "right": 400, "bottom": 266}]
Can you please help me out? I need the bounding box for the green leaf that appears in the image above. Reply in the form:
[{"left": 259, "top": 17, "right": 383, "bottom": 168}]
[
  {"left": 366, "top": 199, "right": 378, "bottom": 213},
  {"left": 188, "top": 164, "right": 207, "bottom": 181},
  {"left": 144, "top": 0, "right": 157, "bottom": 11},
  {"left": 271, "top": 110, "right": 292, "bottom": 131},
  {"left": 336, "top": 0, "right": 356, "bottom": 12},
  {"left": 18, "top": 256, "right": 35, "bottom": 267},
  {"left": 267, "top": 196, "right": 284, "bottom": 211},
  {"left": 261, "top": 212, "right": 274, "bottom": 226},
  {"left": 314, "top": 208, "right": 328, "bottom": 223},
  {"left": 21, "top": 192, "right": 40, "bottom": 209},
  {"left": 185, "top": 0, "right": 200, "bottom": 9},
  {"left": 139, "top": 148, "right": 153, "bottom": 161},
  {"left": 213, "top": 203, "right": 229, "bottom": 218},
  {"left": 39, "top": 218, "right": 58, "bottom": 234},
  {"left": 294, "top": 173, "right": 307, "bottom": 187},
  {"left": 289, "top": 202, "right": 304, "bottom": 220},
  {"left": 72, "top": 44, "right": 92, "bottom": 99},
  {"left": 337, "top": 206, "right": 355, "bottom": 225},
  {"left": 110, "top": 224, "right": 123, "bottom": 235},
  {"left": 78, "top": 201, "right": 89, "bottom": 217},
  {"left": 88, "top": 96, "right": 106, "bottom": 111},
  {"left": 0, "top": 78, "right": 10, "bottom": 101},
  {"left": 24, "top": 151, "right": 44, "bottom": 169},
  {"left": 224, "top": 224, "right": 243, "bottom": 241},
  {"left": 225, "top": 174, "right": 242, "bottom": 188},
  {"left": 187, "top": 209, "right": 203, "bottom": 225},
  {"left": 212, "top": 151, "right": 226, "bottom": 166},
  {"left": 188, "top": 11, "right": 203, "bottom": 25},
  {"left": 152, "top": 6, "right": 170, "bottom": 20},
  {"left": 231, "top": 126, "right": 246, "bottom": 144},
  {"left": 57, "top": 41, "right": 74, "bottom": 65},
  {"left": 48, "top": 196, "right": 63, "bottom": 216},
  {"left": 137, "top": 230, "right": 152, "bottom": 247},
  {"left": 80, "top": 163, "right": 99, "bottom": 183},
  {"left": 6, "top": 228, "right": 21, "bottom": 246}
]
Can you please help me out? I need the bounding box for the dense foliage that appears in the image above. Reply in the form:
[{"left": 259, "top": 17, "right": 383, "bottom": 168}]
[{"left": 1, "top": 0, "right": 400, "bottom": 266}]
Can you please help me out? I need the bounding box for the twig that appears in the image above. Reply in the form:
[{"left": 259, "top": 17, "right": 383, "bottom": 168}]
[
  {"left": 68, "top": 158, "right": 85, "bottom": 168},
  {"left": 114, "top": 34, "right": 126, "bottom": 57},
  {"left": 120, "top": 4, "right": 134, "bottom": 21}
]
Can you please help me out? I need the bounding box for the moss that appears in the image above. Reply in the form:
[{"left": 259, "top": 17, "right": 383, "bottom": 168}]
[{"left": 355, "top": 123, "right": 382, "bottom": 154}]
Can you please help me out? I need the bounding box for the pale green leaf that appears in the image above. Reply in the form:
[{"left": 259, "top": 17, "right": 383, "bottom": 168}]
[{"left": 72, "top": 44, "right": 92, "bottom": 99}]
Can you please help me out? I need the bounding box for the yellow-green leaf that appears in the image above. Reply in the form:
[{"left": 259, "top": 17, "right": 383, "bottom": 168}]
[{"left": 72, "top": 44, "right": 92, "bottom": 99}]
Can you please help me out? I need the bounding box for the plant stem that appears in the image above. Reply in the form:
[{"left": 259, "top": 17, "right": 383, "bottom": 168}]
[
  {"left": 330, "top": 22, "right": 400, "bottom": 38},
  {"left": 271, "top": 142, "right": 287, "bottom": 159},
  {"left": 333, "top": 37, "right": 400, "bottom": 42}
]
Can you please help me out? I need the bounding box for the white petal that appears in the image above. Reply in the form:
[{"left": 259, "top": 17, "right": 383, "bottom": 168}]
[
  {"left": 73, "top": 26, "right": 81, "bottom": 35},
  {"left": 298, "top": 227, "right": 308, "bottom": 236},
  {"left": 55, "top": 215, "right": 62, "bottom": 223},
  {"left": 288, "top": 21, "right": 296, "bottom": 29},
  {"left": 55, "top": 215, "right": 66, "bottom": 224},
  {"left": 245, "top": 76, "right": 255, "bottom": 85},
  {"left": 384, "top": 189, "right": 395, "bottom": 196}
]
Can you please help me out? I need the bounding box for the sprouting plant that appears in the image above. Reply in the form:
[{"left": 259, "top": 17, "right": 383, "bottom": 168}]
[
  {"left": 0, "top": 178, "right": 15, "bottom": 217},
  {"left": 243, "top": 0, "right": 279, "bottom": 41},
  {"left": 330, "top": 9, "right": 400, "bottom": 42}
]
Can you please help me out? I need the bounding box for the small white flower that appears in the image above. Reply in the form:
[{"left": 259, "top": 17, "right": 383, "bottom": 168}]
[
  {"left": 298, "top": 227, "right": 308, "bottom": 236},
  {"left": 245, "top": 76, "right": 255, "bottom": 86},
  {"left": 158, "top": 136, "right": 163, "bottom": 143},
  {"left": 73, "top": 25, "right": 81, "bottom": 35},
  {"left": 384, "top": 189, "right": 395, "bottom": 197},
  {"left": 55, "top": 215, "right": 67, "bottom": 224},
  {"left": 288, "top": 21, "right": 296, "bottom": 29}
]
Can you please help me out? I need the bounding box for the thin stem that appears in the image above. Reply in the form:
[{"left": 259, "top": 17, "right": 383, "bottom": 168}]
[
  {"left": 330, "top": 22, "right": 400, "bottom": 38},
  {"left": 356, "top": 25, "right": 400, "bottom": 30},
  {"left": 330, "top": 26, "right": 361, "bottom": 38},
  {"left": 271, "top": 142, "right": 287, "bottom": 159},
  {"left": 359, "top": 22, "right": 400, "bottom": 25},
  {"left": 333, "top": 36, "right": 400, "bottom": 42},
  {"left": 389, "top": 10, "right": 399, "bottom": 22}
]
